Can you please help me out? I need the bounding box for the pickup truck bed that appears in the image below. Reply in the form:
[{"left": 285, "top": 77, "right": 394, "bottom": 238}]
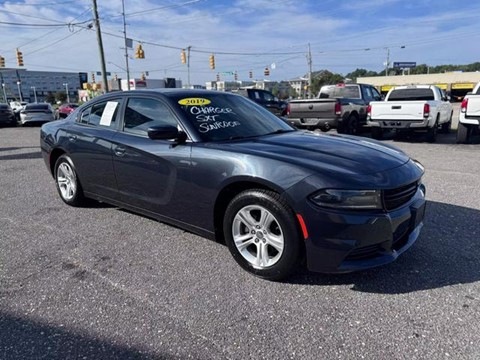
[{"left": 287, "top": 83, "right": 382, "bottom": 135}]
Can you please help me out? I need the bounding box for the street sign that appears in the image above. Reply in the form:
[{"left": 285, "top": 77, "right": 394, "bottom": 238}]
[{"left": 393, "top": 62, "right": 416, "bottom": 68}]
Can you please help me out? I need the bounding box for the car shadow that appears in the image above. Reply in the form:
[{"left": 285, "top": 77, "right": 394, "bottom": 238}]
[
  {"left": 286, "top": 200, "right": 480, "bottom": 294},
  {"left": 356, "top": 128, "right": 480, "bottom": 144},
  {"left": 0, "top": 151, "right": 43, "bottom": 160},
  {"left": 0, "top": 146, "right": 40, "bottom": 152},
  {"left": 0, "top": 312, "right": 158, "bottom": 359}
]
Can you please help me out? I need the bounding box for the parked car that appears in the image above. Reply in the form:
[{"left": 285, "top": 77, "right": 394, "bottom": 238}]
[
  {"left": 367, "top": 85, "right": 453, "bottom": 142},
  {"left": 457, "top": 81, "right": 480, "bottom": 143},
  {"left": 19, "top": 103, "right": 55, "bottom": 125},
  {"left": 40, "top": 90, "right": 426, "bottom": 280},
  {"left": 233, "top": 88, "right": 288, "bottom": 117},
  {"left": 0, "top": 104, "right": 17, "bottom": 127},
  {"left": 9, "top": 101, "right": 28, "bottom": 121},
  {"left": 286, "top": 83, "right": 382, "bottom": 134},
  {"left": 56, "top": 103, "right": 79, "bottom": 119}
]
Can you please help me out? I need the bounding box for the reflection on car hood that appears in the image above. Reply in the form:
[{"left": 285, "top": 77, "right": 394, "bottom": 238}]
[{"left": 210, "top": 131, "right": 410, "bottom": 176}]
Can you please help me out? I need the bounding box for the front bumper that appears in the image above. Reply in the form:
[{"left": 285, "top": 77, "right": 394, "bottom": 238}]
[{"left": 300, "top": 186, "right": 426, "bottom": 273}]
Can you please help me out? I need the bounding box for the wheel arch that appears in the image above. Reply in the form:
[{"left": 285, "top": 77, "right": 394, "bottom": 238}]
[
  {"left": 213, "top": 178, "right": 286, "bottom": 243},
  {"left": 49, "top": 148, "right": 67, "bottom": 177}
]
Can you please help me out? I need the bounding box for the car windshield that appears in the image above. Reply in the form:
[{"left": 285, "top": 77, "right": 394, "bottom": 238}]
[{"left": 170, "top": 93, "right": 295, "bottom": 141}]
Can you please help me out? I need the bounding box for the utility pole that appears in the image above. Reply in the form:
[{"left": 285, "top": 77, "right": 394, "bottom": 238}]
[
  {"left": 122, "top": 0, "right": 130, "bottom": 90},
  {"left": 307, "top": 43, "right": 313, "bottom": 99},
  {"left": 385, "top": 47, "right": 390, "bottom": 76},
  {"left": 187, "top": 46, "right": 191, "bottom": 88},
  {"left": 92, "top": 0, "right": 108, "bottom": 93}
]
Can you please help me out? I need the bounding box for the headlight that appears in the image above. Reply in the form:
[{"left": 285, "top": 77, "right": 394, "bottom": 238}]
[
  {"left": 309, "top": 189, "right": 382, "bottom": 210},
  {"left": 412, "top": 159, "right": 425, "bottom": 173}
]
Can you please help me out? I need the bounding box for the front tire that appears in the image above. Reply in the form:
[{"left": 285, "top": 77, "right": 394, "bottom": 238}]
[
  {"left": 223, "top": 189, "right": 301, "bottom": 281},
  {"left": 441, "top": 112, "right": 453, "bottom": 133},
  {"left": 54, "top": 154, "right": 86, "bottom": 206}
]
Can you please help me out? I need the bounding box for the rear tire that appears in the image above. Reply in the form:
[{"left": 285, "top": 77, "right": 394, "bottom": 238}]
[
  {"left": 54, "top": 155, "right": 87, "bottom": 207},
  {"left": 426, "top": 119, "right": 438, "bottom": 143},
  {"left": 338, "top": 115, "right": 359, "bottom": 135},
  {"left": 223, "top": 189, "right": 301, "bottom": 281},
  {"left": 456, "top": 122, "right": 471, "bottom": 144}
]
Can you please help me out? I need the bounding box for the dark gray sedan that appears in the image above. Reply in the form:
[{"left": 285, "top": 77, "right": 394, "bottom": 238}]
[{"left": 40, "top": 90, "right": 426, "bottom": 280}]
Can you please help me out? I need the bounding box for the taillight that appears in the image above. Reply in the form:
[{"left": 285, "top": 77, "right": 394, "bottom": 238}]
[
  {"left": 366, "top": 104, "right": 372, "bottom": 117},
  {"left": 286, "top": 103, "right": 291, "bottom": 116},
  {"left": 461, "top": 98, "right": 468, "bottom": 113},
  {"left": 423, "top": 103, "right": 430, "bottom": 118},
  {"left": 335, "top": 102, "right": 342, "bottom": 115}
]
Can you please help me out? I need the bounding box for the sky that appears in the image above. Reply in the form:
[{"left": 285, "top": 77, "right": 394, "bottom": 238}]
[{"left": 0, "top": 0, "right": 479, "bottom": 85}]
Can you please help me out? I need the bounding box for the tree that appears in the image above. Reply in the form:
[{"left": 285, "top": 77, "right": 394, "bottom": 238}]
[
  {"left": 55, "top": 92, "right": 67, "bottom": 103},
  {"left": 45, "top": 92, "right": 55, "bottom": 104},
  {"left": 310, "top": 70, "right": 344, "bottom": 95},
  {"left": 345, "top": 68, "right": 379, "bottom": 82}
]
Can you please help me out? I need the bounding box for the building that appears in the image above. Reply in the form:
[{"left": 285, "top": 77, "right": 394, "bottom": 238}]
[
  {"left": 0, "top": 68, "right": 85, "bottom": 103},
  {"left": 118, "top": 77, "right": 182, "bottom": 91},
  {"left": 358, "top": 71, "right": 480, "bottom": 100},
  {"left": 287, "top": 77, "right": 308, "bottom": 98}
]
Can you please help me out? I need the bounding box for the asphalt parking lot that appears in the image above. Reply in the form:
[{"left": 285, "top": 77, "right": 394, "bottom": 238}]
[{"left": 1, "top": 123, "right": 479, "bottom": 359}]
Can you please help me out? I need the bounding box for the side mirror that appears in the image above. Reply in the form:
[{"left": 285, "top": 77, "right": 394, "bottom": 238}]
[{"left": 147, "top": 125, "right": 180, "bottom": 140}]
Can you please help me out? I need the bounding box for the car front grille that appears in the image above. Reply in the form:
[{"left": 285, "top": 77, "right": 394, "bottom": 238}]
[{"left": 383, "top": 181, "right": 418, "bottom": 211}]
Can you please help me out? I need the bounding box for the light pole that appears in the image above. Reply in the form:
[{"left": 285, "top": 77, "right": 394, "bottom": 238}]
[
  {"left": 1, "top": 83, "right": 6, "bottom": 103},
  {"left": 16, "top": 81, "right": 23, "bottom": 102},
  {"left": 63, "top": 83, "right": 70, "bottom": 103},
  {"left": 30, "top": 86, "right": 37, "bottom": 103},
  {"left": 121, "top": 0, "right": 131, "bottom": 90}
]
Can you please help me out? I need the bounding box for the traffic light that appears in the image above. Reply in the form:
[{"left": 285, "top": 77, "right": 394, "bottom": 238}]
[
  {"left": 234, "top": 71, "right": 238, "bottom": 81},
  {"left": 0, "top": 56, "right": 5, "bottom": 68},
  {"left": 264, "top": 66, "right": 270, "bottom": 77},
  {"left": 209, "top": 54, "right": 215, "bottom": 70},
  {"left": 114, "top": 73, "right": 118, "bottom": 81},
  {"left": 135, "top": 44, "right": 145, "bottom": 59},
  {"left": 249, "top": 70, "right": 253, "bottom": 79},
  {"left": 141, "top": 72, "right": 146, "bottom": 81},
  {"left": 216, "top": 73, "right": 220, "bottom": 81},
  {"left": 91, "top": 72, "right": 96, "bottom": 83},
  {"left": 16, "top": 48, "right": 24, "bottom": 67},
  {"left": 181, "top": 49, "right": 186, "bottom": 64}
]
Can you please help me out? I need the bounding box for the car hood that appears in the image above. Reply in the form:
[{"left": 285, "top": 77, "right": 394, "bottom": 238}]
[{"left": 209, "top": 131, "right": 410, "bottom": 176}]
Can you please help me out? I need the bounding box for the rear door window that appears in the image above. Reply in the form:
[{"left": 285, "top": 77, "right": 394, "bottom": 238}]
[{"left": 78, "top": 99, "right": 121, "bottom": 128}]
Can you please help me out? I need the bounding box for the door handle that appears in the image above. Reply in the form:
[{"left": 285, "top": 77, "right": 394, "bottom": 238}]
[
  {"left": 114, "top": 146, "right": 126, "bottom": 156},
  {"left": 68, "top": 135, "right": 77, "bottom": 142}
]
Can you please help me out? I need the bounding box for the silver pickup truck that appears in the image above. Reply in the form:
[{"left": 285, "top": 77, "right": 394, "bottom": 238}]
[{"left": 286, "top": 83, "right": 382, "bottom": 135}]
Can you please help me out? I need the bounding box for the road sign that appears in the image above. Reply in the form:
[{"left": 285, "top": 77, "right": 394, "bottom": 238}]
[{"left": 393, "top": 62, "right": 416, "bottom": 68}]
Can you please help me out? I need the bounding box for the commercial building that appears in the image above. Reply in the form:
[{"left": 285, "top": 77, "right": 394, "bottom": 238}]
[
  {"left": 0, "top": 68, "right": 86, "bottom": 103},
  {"left": 358, "top": 71, "right": 480, "bottom": 100}
]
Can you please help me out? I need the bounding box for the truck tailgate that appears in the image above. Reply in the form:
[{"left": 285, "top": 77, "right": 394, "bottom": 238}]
[
  {"left": 466, "top": 97, "right": 480, "bottom": 118},
  {"left": 371, "top": 101, "right": 426, "bottom": 121},
  {"left": 288, "top": 99, "right": 337, "bottom": 119}
]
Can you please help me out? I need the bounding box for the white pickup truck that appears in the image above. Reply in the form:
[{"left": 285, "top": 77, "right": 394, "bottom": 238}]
[
  {"left": 457, "top": 81, "right": 480, "bottom": 143},
  {"left": 367, "top": 85, "right": 453, "bottom": 142}
]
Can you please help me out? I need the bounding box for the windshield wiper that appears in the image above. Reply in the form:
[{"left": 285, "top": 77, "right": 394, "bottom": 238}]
[{"left": 264, "top": 129, "right": 294, "bottom": 136}]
